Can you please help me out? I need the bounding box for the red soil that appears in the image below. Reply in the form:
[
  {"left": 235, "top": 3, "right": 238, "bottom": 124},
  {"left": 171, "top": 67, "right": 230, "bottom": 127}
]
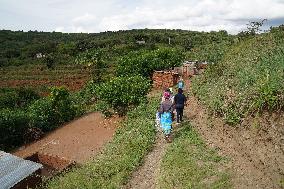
[
  {"left": 0, "top": 79, "right": 88, "bottom": 92},
  {"left": 13, "top": 113, "right": 122, "bottom": 163}
]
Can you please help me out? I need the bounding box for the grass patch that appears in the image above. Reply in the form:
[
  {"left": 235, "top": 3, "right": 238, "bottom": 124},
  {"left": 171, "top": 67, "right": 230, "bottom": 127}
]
[
  {"left": 159, "top": 121, "right": 231, "bottom": 189},
  {"left": 45, "top": 97, "right": 158, "bottom": 188},
  {"left": 192, "top": 27, "right": 284, "bottom": 125}
]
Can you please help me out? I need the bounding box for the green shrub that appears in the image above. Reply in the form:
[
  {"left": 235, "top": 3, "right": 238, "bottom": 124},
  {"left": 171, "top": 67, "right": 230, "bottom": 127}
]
[
  {"left": 29, "top": 87, "right": 77, "bottom": 132},
  {"left": 28, "top": 98, "right": 56, "bottom": 132},
  {"left": 17, "top": 87, "right": 40, "bottom": 107},
  {"left": 93, "top": 100, "right": 112, "bottom": 117},
  {"left": 116, "top": 47, "right": 184, "bottom": 77},
  {"left": 95, "top": 76, "right": 151, "bottom": 115},
  {"left": 0, "top": 88, "right": 40, "bottom": 110},
  {"left": 0, "top": 91, "right": 18, "bottom": 109},
  {"left": 49, "top": 86, "right": 76, "bottom": 123},
  {"left": 0, "top": 109, "right": 29, "bottom": 150}
]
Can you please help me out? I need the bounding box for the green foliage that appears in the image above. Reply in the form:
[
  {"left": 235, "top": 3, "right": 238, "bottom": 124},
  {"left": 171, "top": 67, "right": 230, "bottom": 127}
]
[
  {"left": 0, "top": 91, "right": 19, "bottom": 109},
  {"left": 95, "top": 76, "right": 151, "bottom": 115},
  {"left": 93, "top": 100, "right": 112, "bottom": 117},
  {"left": 186, "top": 40, "right": 233, "bottom": 63},
  {"left": 192, "top": 27, "right": 284, "bottom": 125},
  {"left": 0, "top": 109, "right": 30, "bottom": 151},
  {"left": 28, "top": 98, "right": 55, "bottom": 132},
  {"left": 75, "top": 49, "right": 105, "bottom": 83},
  {"left": 29, "top": 87, "right": 77, "bottom": 132},
  {"left": 46, "top": 97, "right": 158, "bottom": 189},
  {"left": 116, "top": 47, "right": 184, "bottom": 77},
  {"left": 0, "top": 86, "right": 83, "bottom": 150},
  {"left": 45, "top": 53, "right": 55, "bottom": 69},
  {"left": 0, "top": 88, "right": 40, "bottom": 109},
  {"left": 237, "top": 19, "right": 267, "bottom": 38},
  {"left": 159, "top": 121, "right": 231, "bottom": 188}
]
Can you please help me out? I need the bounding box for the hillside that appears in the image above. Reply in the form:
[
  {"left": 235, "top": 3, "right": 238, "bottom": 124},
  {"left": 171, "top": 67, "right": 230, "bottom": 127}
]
[
  {"left": 1, "top": 26, "right": 284, "bottom": 189},
  {"left": 0, "top": 29, "right": 234, "bottom": 67},
  {"left": 190, "top": 26, "right": 284, "bottom": 188},
  {"left": 192, "top": 25, "right": 284, "bottom": 125}
]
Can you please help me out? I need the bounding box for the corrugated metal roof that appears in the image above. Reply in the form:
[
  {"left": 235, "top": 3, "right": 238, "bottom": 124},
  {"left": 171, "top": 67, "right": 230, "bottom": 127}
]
[{"left": 0, "top": 151, "right": 43, "bottom": 189}]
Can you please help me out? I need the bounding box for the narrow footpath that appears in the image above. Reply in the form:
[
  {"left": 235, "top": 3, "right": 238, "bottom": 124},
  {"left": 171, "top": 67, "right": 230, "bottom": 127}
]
[{"left": 124, "top": 132, "right": 169, "bottom": 189}]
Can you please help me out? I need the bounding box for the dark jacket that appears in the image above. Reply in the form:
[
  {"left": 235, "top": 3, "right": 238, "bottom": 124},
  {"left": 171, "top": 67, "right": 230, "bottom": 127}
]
[{"left": 174, "top": 93, "right": 187, "bottom": 109}]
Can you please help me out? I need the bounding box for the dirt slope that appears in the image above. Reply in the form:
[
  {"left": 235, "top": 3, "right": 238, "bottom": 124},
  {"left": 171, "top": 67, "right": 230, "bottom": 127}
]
[
  {"left": 13, "top": 112, "right": 121, "bottom": 163},
  {"left": 185, "top": 94, "right": 284, "bottom": 189}
]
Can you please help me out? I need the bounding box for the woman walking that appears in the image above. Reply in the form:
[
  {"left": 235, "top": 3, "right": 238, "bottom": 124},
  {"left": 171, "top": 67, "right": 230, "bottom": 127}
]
[{"left": 159, "top": 91, "right": 174, "bottom": 142}]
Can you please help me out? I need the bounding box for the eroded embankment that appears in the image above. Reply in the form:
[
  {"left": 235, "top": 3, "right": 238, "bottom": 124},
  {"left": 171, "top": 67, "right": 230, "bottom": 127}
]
[
  {"left": 14, "top": 112, "right": 120, "bottom": 163},
  {"left": 185, "top": 95, "right": 284, "bottom": 189}
]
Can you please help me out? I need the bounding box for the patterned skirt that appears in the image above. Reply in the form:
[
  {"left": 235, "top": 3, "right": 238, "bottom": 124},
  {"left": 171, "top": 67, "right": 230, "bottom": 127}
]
[{"left": 160, "top": 112, "right": 172, "bottom": 135}]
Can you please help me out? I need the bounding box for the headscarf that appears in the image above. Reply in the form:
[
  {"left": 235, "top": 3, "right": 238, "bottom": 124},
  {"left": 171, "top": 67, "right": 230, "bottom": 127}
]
[{"left": 164, "top": 91, "right": 170, "bottom": 99}]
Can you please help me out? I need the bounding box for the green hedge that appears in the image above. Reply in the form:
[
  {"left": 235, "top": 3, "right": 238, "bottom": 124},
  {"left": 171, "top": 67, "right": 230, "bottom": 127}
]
[
  {"left": 0, "top": 87, "right": 81, "bottom": 151},
  {"left": 0, "top": 109, "right": 30, "bottom": 150}
]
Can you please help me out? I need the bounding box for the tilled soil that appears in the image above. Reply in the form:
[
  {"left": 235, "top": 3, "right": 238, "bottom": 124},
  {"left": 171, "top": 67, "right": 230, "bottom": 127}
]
[
  {"left": 185, "top": 95, "right": 284, "bottom": 189},
  {"left": 13, "top": 112, "right": 121, "bottom": 163},
  {"left": 124, "top": 132, "right": 170, "bottom": 189}
]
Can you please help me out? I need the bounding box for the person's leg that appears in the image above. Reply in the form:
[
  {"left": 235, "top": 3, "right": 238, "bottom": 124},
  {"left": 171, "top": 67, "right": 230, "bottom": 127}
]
[
  {"left": 176, "top": 108, "right": 181, "bottom": 123},
  {"left": 180, "top": 108, "right": 184, "bottom": 122}
]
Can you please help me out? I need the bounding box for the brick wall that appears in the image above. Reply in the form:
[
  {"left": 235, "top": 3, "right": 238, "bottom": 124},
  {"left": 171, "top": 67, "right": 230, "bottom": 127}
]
[{"left": 152, "top": 71, "right": 179, "bottom": 89}]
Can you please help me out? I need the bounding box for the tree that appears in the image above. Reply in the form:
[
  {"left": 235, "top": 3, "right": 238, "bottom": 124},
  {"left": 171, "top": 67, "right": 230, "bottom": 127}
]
[
  {"left": 75, "top": 49, "right": 105, "bottom": 83},
  {"left": 116, "top": 48, "right": 184, "bottom": 78},
  {"left": 95, "top": 76, "right": 151, "bottom": 116},
  {"left": 45, "top": 53, "right": 55, "bottom": 69},
  {"left": 238, "top": 19, "right": 268, "bottom": 37}
]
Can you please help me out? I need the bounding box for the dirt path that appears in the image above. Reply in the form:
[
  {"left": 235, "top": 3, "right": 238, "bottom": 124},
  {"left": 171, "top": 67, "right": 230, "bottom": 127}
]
[
  {"left": 13, "top": 112, "right": 121, "bottom": 163},
  {"left": 124, "top": 131, "right": 169, "bottom": 189},
  {"left": 185, "top": 86, "right": 284, "bottom": 189}
]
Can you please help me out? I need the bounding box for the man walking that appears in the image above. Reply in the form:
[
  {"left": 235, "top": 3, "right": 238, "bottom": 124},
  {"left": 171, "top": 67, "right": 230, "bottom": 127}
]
[{"left": 174, "top": 88, "right": 187, "bottom": 123}]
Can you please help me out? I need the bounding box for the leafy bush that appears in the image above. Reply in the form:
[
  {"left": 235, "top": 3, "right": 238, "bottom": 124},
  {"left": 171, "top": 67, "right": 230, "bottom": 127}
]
[
  {"left": 0, "top": 88, "right": 40, "bottom": 109},
  {"left": 0, "top": 91, "right": 18, "bottom": 109},
  {"left": 49, "top": 86, "right": 77, "bottom": 123},
  {"left": 0, "top": 109, "right": 29, "bottom": 150},
  {"left": 75, "top": 49, "right": 105, "bottom": 83},
  {"left": 17, "top": 87, "right": 40, "bottom": 107},
  {"left": 116, "top": 47, "right": 184, "bottom": 78},
  {"left": 28, "top": 98, "right": 55, "bottom": 132},
  {"left": 95, "top": 76, "right": 151, "bottom": 115},
  {"left": 93, "top": 100, "right": 112, "bottom": 117},
  {"left": 29, "top": 87, "right": 77, "bottom": 132},
  {"left": 0, "top": 87, "right": 82, "bottom": 150}
]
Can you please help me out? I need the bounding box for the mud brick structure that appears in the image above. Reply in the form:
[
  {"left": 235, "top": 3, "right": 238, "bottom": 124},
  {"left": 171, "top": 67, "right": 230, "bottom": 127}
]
[
  {"left": 26, "top": 152, "right": 75, "bottom": 176},
  {"left": 152, "top": 71, "right": 179, "bottom": 89}
]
